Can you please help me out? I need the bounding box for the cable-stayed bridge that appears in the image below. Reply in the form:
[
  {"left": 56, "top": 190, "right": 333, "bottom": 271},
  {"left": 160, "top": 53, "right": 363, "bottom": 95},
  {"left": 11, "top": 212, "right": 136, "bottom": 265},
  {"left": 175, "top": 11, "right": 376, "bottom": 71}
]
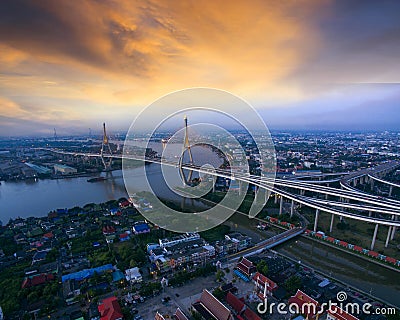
[{"left": 41, "top": 122, "right": 400, "bottom": 251}]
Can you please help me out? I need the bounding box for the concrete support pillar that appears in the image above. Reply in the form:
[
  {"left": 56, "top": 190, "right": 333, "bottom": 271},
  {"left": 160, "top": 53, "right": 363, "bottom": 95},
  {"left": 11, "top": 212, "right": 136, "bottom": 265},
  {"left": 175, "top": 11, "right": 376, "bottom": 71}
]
[
  {"left": 385, "top": 226, "right": 392, "bottom": 248},
  {"left": 325, "top": 193, "right": 328, "bottom": 200},
  {"left": 290, "top": 200, "right": 294, "bottom": 218},
  {"left": 368, "top": 211, "right": 372, "bottom": 217},
  {"left": 274, "top": 193, "right": 278, "bottom": 204},
  {"left": 370, "top": 179, "right": 374, "bottom": 191},
  {"left": 391, "top": 225, "right": 397, "bottom": 240},
  {"left": 279, "top": 196, "right": 283, "bottom": 216},
  {"left": 314, "top": 209, "right": 319, "bottom": 232},
  {"left": 239, "top": 180, "right": 242, "bottom": 196},
  {"left": 371, "top": 224, "right": 379, "bottom": 250},
  {"left": 389, "top": 185, "right": 393, "bottom": 197},
  {"left": 391, "top": 215, "right": 396, "bottom": 240},
  {"left": 330, "top": 214, "right": 335, "bottom": 232}
]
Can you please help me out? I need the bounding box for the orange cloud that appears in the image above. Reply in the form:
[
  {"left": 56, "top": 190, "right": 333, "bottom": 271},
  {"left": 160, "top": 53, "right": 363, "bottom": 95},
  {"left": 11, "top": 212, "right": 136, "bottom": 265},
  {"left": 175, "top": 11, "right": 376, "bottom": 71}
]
[{"left": 10, "top": 0, "right": 395, "bottom": 134}]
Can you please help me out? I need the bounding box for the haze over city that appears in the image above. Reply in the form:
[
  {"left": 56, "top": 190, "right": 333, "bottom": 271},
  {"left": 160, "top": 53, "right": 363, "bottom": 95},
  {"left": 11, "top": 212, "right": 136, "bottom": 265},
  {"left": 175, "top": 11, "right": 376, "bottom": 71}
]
[{"left": 1, "top": 0, "right": 400, "bottom": 136}]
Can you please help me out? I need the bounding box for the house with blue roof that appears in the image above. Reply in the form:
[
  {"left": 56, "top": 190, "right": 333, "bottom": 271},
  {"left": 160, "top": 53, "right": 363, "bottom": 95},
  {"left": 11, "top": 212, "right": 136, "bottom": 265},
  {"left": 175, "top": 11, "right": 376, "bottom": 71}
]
[
  {"left": 132, "top": 223, "right": 150, "bottom": 235},
  {"left": 62, "top": 264, "right": 113, "bottom": 282}
]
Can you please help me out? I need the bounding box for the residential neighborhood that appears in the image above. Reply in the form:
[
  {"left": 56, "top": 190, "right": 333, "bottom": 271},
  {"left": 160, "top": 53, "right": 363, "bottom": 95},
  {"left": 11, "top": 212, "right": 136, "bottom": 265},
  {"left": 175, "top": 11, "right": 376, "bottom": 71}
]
[{"left": 0, "top": 196, "right": 397, "bottom": 320}]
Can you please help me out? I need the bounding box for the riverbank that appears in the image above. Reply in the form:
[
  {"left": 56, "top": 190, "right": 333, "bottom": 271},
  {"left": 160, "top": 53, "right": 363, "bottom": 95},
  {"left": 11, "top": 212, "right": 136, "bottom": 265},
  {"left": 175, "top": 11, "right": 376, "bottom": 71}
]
[{"left": 0, "top": 171, "right": 129, "bottom": 221}]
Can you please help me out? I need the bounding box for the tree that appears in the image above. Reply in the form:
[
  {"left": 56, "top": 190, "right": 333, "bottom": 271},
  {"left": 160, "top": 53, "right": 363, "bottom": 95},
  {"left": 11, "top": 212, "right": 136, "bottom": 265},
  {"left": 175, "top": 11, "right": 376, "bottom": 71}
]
[
  {"left": 212, "top": 288, "right": 225, "bottom": 301},
  {"left": 257, "top": 260, "right": 269, "bottom": 275},
  {"left": 27, "top": 291, "right": 39, "bottom": 302},
  {"left": 337, "top": 221, "right": 349, "bottom": 230},
  {"left": 284, "top": 276, "right": 302, "bottom": 294},
  {"left": 46, "top": 248, "right": 58, "bottom": 262},
  {"left": 192, "top": 311, "right": 203, "bottom": 320},
  {"left": 387, "top": 313, "right": 400, "bottom": 320},
  {"left": 216, "top": 270, "right": 225, "bottom": 282},
  {"left": 92, "top": 271, "right": 101, "bottom": 285},
  {"left": 130, "top": 259, "right": 137, "bottom": 267}
]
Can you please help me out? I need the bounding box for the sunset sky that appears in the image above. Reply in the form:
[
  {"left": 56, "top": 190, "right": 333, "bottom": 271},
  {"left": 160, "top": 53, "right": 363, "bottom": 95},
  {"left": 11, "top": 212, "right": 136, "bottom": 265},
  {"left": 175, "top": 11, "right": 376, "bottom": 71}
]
[{"left": 0, "top": 0, "right": 399, "bottom": 136}]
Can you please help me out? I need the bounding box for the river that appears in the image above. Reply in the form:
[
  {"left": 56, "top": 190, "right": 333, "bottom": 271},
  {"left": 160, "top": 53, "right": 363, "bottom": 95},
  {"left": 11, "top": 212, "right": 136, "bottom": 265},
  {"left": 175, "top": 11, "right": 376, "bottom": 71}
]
[{"left": 0, "top": 144, "right": 222, "bottom": 222}]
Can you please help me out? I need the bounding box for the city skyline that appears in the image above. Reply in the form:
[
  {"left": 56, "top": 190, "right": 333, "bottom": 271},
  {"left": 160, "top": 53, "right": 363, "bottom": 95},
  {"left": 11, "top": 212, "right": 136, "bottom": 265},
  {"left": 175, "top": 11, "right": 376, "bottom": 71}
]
[{"left": 1, "top": 0, "right": 400, "bottom": 136}]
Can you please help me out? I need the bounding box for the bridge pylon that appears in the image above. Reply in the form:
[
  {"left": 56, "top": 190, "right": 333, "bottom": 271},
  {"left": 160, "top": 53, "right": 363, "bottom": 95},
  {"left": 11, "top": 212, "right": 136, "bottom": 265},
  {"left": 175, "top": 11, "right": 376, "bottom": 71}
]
[
  {"left": 100, "top": 122, "right": 113, "bottom": 171},
  {"left": 179, "top": 115, "right": 194, "bottom": 185}
]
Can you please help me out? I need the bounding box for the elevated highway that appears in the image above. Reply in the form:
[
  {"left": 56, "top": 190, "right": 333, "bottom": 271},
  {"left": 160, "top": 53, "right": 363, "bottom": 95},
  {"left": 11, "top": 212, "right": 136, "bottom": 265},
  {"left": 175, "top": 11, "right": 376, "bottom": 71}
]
[{"left": 42, "top": 148, "right": 400, "bottom": 250}]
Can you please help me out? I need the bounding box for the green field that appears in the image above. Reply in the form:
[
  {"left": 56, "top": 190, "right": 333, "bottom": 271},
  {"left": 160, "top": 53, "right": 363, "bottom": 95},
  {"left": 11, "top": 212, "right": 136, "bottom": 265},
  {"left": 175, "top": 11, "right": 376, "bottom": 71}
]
[{"left": 299, "top": 206, "right": 400, "bottom": 259}]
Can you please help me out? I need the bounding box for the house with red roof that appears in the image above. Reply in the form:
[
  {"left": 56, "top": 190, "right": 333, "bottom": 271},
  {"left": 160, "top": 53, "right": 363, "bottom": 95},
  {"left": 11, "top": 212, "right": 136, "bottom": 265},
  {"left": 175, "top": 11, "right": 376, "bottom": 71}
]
[
  {"left": 226, "top": 291, "right": 245, "bottom": 314},
  {"left": 119, "top": 200, "right": 131, "bottom": 208},
  {"left": 42, "top": 232, "right": 54, "bottom": 240},
  {"left": 155, "top": 312, "right": 165, "bottom": 320},
  {"left": 368, "top": 250, "right": 379, "bottom": 258},
  {"left": 327, "top": 305, "right": 359, "bottom": 320},
  {"left": 192, "top": 289, "right": 233, "bottom": 320},
  {"left": 225, "top": 292, "right": 261, "bottom": 320},
  {"left": 242, "top": 308, "right": 261, "bottom": 320},
  {"left": 174, "top": 308, "right": 189, "bottom": 320},
  {"left": 385, "top": 256, "right": 397, "bottom": 265},
  {"left": 234, "top": 257, "right": 256, "bottom": 281},
  {"left": 21, "top": 273, "right": 55, "bottom": 289},
  {"left": 288, "top": 290, "right": 320, "bottom": 320},
  {"left": 119, "top": 232, "right": 130, "bottom": 242},
  {"left": 339, "top": 241, "right": 348, "bottom": 248},
  {"left": 102, "top": 226, "right": 116, "bottom": 235},
  {"left": 269, "top": 217, "right": 278, "bottom": 224},
  {"left": 252, "top": 272, "right": 278, "bottom": 298},
  {"left": 98, "top": 296, "right": 123, "bottom": 320}
]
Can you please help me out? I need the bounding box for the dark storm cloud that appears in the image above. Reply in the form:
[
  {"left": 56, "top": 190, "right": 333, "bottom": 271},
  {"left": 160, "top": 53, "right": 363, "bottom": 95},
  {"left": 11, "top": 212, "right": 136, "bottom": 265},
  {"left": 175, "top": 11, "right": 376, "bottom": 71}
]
[
  {"left": 0, "top": 0, "right": 109, "bottom": 67},
  {"left": 0, "top": 0, "right": 181, "bottom": 78},
  {"left": 286, "top": 0, "right": 400, "bottom": 89}
]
